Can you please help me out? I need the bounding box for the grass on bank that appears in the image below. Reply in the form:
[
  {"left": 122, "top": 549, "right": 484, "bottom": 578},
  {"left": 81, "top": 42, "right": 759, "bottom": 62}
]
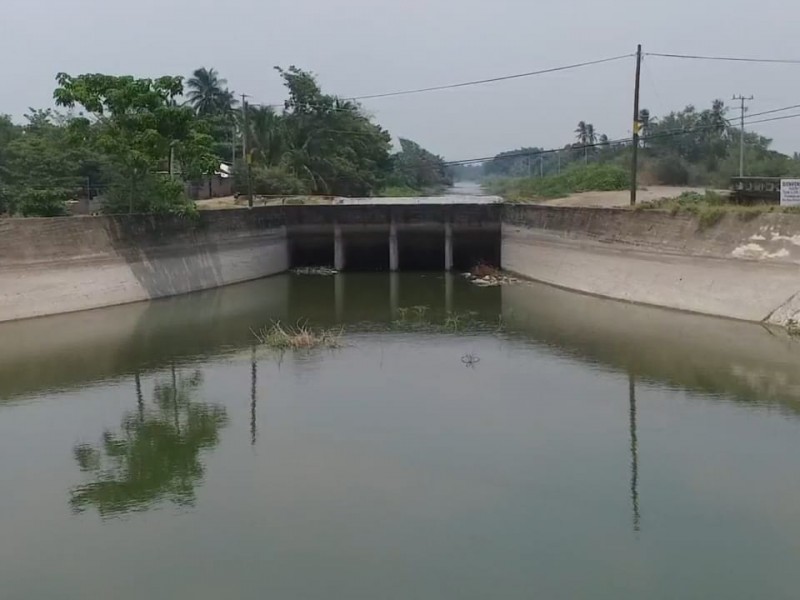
[
  {"left": 639, "top": 190, "right": 800, "bottom": 230},
  {"left": 484, "top": 164, "right": 629, "bottom": 201},
  {"left": 252, "top": 321, "right": 343, "bottom": 350}
]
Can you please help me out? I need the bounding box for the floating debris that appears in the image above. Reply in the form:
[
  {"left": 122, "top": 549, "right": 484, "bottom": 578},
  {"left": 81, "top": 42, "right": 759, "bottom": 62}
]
[
  {"left": 461, "top": 262, "right": 521, "bottom": 287},
  {"left": 291, "top": 266, "right": 338, "bottom": 276}
]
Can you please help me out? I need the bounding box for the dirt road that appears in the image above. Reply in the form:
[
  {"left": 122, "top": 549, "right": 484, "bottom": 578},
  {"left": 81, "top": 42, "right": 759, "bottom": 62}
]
[{"left": 537, "top": 186, "right": 720, "bottom": 208}]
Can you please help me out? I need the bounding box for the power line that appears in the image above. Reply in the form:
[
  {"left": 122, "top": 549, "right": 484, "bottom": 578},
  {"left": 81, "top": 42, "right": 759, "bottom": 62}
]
[
  {"left": 348, "top": 54, "right": 634, "bottom": 100},
  {"left": 746, "top": 112, "right": 800, "bottom": 126},
  {"left": 740, "top": 103, "right": 800, "bottom": 120},
  {"left": 249, "top": 53, "right": 634, "bottom": 108},
  {"left": 443, "top": 112, "right": 800, "bottom": 166},
  {"left": 646, "top": 52, "right": 800, "bottom": 65}
]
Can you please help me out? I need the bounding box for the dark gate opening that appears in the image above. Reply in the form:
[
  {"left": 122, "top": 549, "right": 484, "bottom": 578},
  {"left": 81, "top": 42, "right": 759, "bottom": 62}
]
[
  {"left": 397, "top": 231, "right": 445, "bottom": 271},
  {"left": 290, "top": 234, "right": 334, "bottom": 267},
  {"left": 344, "top": 234, "right": 390, "bottom": 271},
  {"left": 453, "top": 230, "right": 501, "bottom": 271}
]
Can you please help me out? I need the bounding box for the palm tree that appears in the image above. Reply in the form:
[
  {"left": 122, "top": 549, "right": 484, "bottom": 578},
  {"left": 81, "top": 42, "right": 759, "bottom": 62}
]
[
  {"left": 248, "top": 106, "right": 285, "bottom": 166},
  {"left": 575, "top": 121, "right": 588, "bottom": 146},
  {"left": 186, "top": 67, "right": 235, "bottom": 116},
  {"left": 576, "top": 122, "right": 597, "bottom": 163},
  {"left": 586, "top": 123, "right": 597, "bottom": 163}
]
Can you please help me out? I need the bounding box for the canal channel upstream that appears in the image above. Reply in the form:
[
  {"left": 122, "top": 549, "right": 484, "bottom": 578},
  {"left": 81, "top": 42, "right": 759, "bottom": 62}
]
[{"left": 2, "top": 273, "right": 800, "bottom": 599}]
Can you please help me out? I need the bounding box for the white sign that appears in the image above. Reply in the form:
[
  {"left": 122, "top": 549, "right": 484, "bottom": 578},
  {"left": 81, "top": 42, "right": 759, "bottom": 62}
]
[{"left": 781, "top": 179, "right": 800, "bottom": 206}]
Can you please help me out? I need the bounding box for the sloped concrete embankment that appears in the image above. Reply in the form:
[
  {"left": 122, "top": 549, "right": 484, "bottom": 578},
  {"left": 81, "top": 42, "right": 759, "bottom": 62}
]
[
  {"left": 0, "top": 211, "right": 289, "bottom": 322},
  {"left": 502, "top": 205, "right": 800, "bottom": 326}
]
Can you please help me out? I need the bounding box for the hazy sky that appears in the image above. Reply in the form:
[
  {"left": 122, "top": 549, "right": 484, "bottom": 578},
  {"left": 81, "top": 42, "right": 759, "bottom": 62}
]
[{"left": 3, "top": 0, "right": 799, "bottom": 160}]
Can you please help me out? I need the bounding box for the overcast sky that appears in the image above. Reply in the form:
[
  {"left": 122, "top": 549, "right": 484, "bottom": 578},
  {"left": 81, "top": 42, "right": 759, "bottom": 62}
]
[{"left": 3, "top": 0, "right": 799, "bottom": 160}]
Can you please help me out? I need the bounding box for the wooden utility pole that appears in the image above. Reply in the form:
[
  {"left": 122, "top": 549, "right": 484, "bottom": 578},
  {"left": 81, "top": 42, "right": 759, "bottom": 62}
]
[
  {"left": 241, "top": 94, "right": 253, "bottom": 207},
  {"left": 733, "top": 94, "right": 753, "bottom": 177},
  {"left": 630, "top": 44, "right": 643, "bottom": 206}
]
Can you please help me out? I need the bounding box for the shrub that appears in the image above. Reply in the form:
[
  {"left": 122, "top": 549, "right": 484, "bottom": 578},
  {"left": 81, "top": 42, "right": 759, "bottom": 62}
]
[
  {"left": 17, "top": 188, "right": 71, "bottom": 217},
  {"left": 235, "top": 164, "right": 310, "bottom": 197},
  {"left": 484, "top": 163, "right": 629, "bottom": 200},
  {"left": 653, "top": 156, "right": 689, "bottom": 185}
]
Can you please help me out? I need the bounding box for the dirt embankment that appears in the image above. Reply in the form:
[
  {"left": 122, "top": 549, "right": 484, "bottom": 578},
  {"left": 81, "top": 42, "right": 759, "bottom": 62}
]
[{"left": 535, "top": 186, "right": 726, "bottom": 208}]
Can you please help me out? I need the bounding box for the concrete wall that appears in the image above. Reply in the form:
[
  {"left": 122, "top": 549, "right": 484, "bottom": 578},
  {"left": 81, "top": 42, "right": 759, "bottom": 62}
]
[
  {"left": 0, "top": 204, "right": 501, "bottom": 323},
  {"left": 0, "top": 210, "right": 289, "bottom": 322},
  {"left": 502, "top": 205, "right": 800, "bottom": 326}
]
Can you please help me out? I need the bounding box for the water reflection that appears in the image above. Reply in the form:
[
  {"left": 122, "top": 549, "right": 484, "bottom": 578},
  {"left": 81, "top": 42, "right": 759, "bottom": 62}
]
[
  {"left": 70, "top": 367, "right": 227, "bottom": 517},
  {"left": 250, "top": 345, "right": 258, "bottom": 446},
  {"left": 629, "top": 373, "right": 640, "bottom": 533}
]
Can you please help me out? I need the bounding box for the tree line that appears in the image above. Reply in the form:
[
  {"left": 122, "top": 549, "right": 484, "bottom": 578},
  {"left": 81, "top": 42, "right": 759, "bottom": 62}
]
[
  {"left": 468, "top": 100, "right": 800, "bottom": 187},
  {"left": 0, "top": 67, "right": 451, "bottom": 217}
]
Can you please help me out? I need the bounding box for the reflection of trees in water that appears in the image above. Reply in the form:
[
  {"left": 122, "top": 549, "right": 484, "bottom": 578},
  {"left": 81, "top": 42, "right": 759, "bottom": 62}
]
[{"left": 70, "top": 366, "right": 228, "bottom": 517}]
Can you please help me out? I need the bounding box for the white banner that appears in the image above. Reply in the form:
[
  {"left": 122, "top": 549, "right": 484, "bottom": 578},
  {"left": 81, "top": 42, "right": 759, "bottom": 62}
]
[{"left": 781, "top": 179, "right": 800, "bottom": 206}]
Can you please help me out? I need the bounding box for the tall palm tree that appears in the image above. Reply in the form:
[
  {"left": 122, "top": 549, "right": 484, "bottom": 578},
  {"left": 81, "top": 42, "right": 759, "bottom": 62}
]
[
  {"left": 186, "top": 67, "right": 234, "bottom": 116},
  {"left": 575, "top": 121, "right": 588, "bottom": 146}
]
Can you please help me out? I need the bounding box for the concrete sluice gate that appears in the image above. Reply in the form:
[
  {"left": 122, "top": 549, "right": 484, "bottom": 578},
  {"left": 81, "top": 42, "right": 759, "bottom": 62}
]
[{"left": 285, "top": 204, "right": 502, "bottom": 272}]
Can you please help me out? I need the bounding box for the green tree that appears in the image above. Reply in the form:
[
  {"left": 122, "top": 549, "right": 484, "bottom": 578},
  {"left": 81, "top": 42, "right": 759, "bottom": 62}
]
[
  {"left": 389, "top": 138, "right": 451, "bottom": 191},
  {"left": 186, "top": 67, "right": 236, "bottom": 117},
  {"left": 272, "top": 66, "right": 392, "bottom": 196},
  {"left": 54, "top": 73, "right": 218, "bottom": 213},
  {"left": 2, "top": 109, "right": 103, "bottom": 216}
]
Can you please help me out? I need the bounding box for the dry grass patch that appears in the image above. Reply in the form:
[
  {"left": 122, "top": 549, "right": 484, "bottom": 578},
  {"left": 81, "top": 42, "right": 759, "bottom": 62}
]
[{"left": 253, "top": 320, "right": 343, "bottom": 350}]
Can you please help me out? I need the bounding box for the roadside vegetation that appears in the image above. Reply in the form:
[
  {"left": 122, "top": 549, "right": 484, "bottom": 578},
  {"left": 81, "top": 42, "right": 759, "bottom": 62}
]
[
  {"left": 0, "top": 67, "right": 451, "bottom": 217},
  {"left": 463, "top": 101, "right": 800, "bottom": 199},
  {"left": 483, "top": 164, "right": 629, "bottom": 201},
  {"left": 638, "top": 190, "right": 800, "bottom": 230}
]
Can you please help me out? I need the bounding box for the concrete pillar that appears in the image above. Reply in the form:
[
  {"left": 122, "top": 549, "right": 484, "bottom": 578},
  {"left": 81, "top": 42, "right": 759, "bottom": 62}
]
[
  {"left": 445, "top": 272, "right": 454, "bottom": 314},
  {"left": 334, "top": 274, "right": 345, "bottom": 322},
  {"left": 389, "top": 218, "right": 399, "bottom": 272},
  {"left": 444, "top": 220, "right": 453, "bottom": 271},
  {"left": 390, "top": 272, "right": 399, "bottom": 319},
  {"left": 334, "top": 223, "right": 345, "bottom": 271}
]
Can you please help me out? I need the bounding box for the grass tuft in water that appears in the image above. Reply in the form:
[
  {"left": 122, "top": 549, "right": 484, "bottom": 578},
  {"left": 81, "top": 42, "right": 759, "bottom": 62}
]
[{"left": 253, "top": 320, "right": 343, "bottom": 350}]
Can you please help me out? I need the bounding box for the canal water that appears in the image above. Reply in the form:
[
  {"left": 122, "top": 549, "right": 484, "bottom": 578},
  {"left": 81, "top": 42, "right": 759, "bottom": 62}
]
[{"left": 2, "top": 273, "right": 800, "bottom": 599}]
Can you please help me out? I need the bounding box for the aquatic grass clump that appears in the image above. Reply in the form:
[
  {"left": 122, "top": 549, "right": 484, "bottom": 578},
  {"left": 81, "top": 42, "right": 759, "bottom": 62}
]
[{"left": 252, "top": 320, "right": 343, "bottom": 350}]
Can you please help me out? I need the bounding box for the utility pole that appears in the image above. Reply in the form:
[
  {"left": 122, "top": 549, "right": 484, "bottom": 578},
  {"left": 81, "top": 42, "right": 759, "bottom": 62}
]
[
  {"left": 732, "top": 94, "right": 753, "bottom": 177},
  {"left": 630, "top": 44, "right": 643, "bottom": 206},
  {"left": 538, "top": 156, "right": 544, "bottom": 178},
  {"left": 241, "top": 93, "right": 253, "bottom": 207}
]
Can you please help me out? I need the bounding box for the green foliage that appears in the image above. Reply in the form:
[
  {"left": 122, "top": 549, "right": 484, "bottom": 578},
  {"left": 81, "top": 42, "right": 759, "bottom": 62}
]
[
  {"left": 244, "top": 164, "right": 311, "bottom": 197},
  {"left": 653, "top": 155, "right": 690, "bottom": 186},
  {"left": 17, "top": 188, "right": 71, "bottom": 217},
  {"left": 485, "top": 163, "right": 629, "bottom": 200},
  {"left": 387, "top": 137, "right": 451, "bottom": 192},
  {"left": 186, "top": 67, "right": 236, "bottom": 117},
  {"left": 54, "top": 72, "right": 216, "bottom": 215}
]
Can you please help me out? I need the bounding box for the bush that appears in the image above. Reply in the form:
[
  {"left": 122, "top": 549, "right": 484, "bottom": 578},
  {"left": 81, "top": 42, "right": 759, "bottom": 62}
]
[
  {"left": 484, "top": 163, "right": 629, "bottom": 200},
  {"left": 17, "top": 188, "right": 71, "bottom": 217},
  {"left": 235, "top": 164, "right": 310, "bottom": 197},
  {"left": 103, "top": 174, "right": 196, "bottom": 216},
  {"left": 653, "top": 156, "right": 689, "bottom": 185}
]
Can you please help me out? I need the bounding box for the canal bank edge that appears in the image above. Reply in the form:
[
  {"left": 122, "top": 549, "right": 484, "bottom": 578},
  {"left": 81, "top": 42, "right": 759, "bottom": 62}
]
[
  {"left": 2, "top": 204, "right": 800, "bottom": 327},
  {"left": 502, "top": 205, "right": 800, "bottom": 327}
]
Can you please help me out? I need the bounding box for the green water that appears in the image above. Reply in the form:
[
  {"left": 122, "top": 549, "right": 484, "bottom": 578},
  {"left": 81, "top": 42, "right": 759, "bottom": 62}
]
[{"left": 2, "top": 273, "right": 800, "bottom": 599}]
